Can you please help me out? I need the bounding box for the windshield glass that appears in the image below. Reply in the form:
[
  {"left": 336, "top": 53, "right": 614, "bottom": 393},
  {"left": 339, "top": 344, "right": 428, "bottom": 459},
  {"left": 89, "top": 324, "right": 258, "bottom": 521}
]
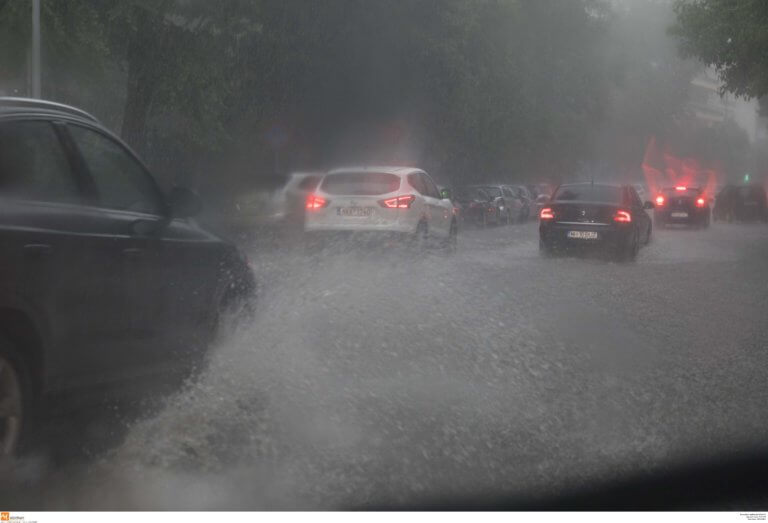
[
  {"left": 553, "top": 185, "right": 623, "bottom": 203},
  {"left": 4, "top": 0, "right": 768, "bottom": 513},
  {"left": 662, "top": 188, "right": 701, "bottom": 197},
  {"left": 320, "top": 172, "right": 400, "bottom": 195},
  {"left": 456, "top": 187, "right": 488, "bottom": 201},
  {"left": 478, "top": 186, "right": 502, "bottom": 198}
]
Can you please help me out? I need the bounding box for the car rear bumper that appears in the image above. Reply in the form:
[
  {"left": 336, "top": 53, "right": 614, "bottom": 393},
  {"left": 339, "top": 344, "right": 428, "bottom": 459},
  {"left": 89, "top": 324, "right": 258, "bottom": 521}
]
[
  {"left": 539, "top": 222, "right": 630, "bottom": 250},
  {"left": 655, "top": 209, "right": 708, "bottom": 224},
  {"left": 304, "top": 221, "right": 416, "bottom": 234}
]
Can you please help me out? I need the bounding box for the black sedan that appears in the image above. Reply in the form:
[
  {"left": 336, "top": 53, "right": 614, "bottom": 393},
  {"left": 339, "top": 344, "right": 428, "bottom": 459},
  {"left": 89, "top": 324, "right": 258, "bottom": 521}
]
[
  {"left": 653, "top": 186, "right": 711, "bottom": 228},
  {"left": 713, "top": 184, "right": 767, "bottom": 223},
  {"left": 539, "top": 182, "right": 653, "bottom": 261}
]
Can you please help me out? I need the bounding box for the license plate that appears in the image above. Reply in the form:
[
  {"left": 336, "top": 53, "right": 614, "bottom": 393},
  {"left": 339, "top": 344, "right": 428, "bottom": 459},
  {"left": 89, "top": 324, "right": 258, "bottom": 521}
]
[
  {"left": 337, "top": 206, "right": 374, "bottom": 217},
  {"left": 567, "top": 230, "right": 598, "bottom": 240},
  {"left": 671, "top": 212, "right": 688, "bottom": 218}
]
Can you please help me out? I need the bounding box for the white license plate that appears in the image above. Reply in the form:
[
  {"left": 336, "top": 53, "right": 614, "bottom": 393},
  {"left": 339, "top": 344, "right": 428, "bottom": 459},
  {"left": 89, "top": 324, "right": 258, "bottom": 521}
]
[
  {"left": 337, "top": 206, "right": 374, "bottom": 217},
  {"left": 567, "top": 230, "right": 598, "bottom": 240},
  {"left": 671, "top": 212, "right": 689, "bottom": 218}
]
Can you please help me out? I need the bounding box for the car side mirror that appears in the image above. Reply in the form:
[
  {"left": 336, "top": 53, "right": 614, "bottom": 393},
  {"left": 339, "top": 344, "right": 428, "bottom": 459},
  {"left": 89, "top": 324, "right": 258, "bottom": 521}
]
[
  {"left": 440, "top": 188, "right": 453, "bottom": 201},
  {"left": 167, "top": 186, "right": 203, "bottom": 218},
  {"left": 643, "top": 201, "right": 655, "bottom": 210}
]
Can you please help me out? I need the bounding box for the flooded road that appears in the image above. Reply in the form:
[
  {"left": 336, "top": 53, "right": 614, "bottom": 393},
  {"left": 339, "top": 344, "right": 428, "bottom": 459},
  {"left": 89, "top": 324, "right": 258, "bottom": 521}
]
[{"left": 4, "top": 221, "right": 768, "bottom": 509}]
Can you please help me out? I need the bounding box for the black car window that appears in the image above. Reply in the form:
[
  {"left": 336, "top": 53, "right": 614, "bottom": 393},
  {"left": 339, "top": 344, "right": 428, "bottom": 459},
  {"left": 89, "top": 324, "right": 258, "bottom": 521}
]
[
  {"left": 297, "top": 175, "right": 320, "bottom": 191},
  {"left": 502, "top": 187, "right": 514, "bottom": 198},
  {"left": 553, "top": 184, "right": 623, "bottom": 203},
  {"left": 0, "top": 120, "right": 80, "bottom": 204},
  {"left": 321, "top": 172, "right": 401, "bottom": 195},
  {"left": 629, "top": 187, "right": 643, "bottom": 207},
  {"left": 408, "top": 173, "right": 427, "bottom": 195},
  {"left": 421, "top": 173, "right": 440, "bottom": 198},
  {"left": 68, "top": 125, "right": 163, "bottom": 214},
  {"left": 481, "top": 186, "right": 502, "bottom": 198}
]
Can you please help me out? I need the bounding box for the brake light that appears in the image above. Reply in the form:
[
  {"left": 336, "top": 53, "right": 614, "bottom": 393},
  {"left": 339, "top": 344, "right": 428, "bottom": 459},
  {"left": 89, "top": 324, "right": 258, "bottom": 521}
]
[
  {"left": 675, "top": 186, "right": 687, "bottom": 191},
  {"left": 655, "top": 195, "right": 665, "bottom": 206},
  {"left": 540, "top": 207, "right": 554, "bottom": 220},
  {"left": 696, "top": 197, "right": 706, "bottom": 207},
  {"left": 379, "top": 195, "right": 415, "bottom": 209},
  {"left": 306, "top": 194, "right": 328, "bottom": 210},
  {"left": 614, "top": 210, "right": 632, "bottom": 223}
]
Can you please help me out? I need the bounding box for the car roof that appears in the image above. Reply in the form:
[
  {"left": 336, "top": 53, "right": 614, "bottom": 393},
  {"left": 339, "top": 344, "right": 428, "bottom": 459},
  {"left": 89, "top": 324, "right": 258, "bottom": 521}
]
[
  {"left": 0, "top": 97, "right": 99, "bottom": 124},
  {"left": 558, "top": 182, "right": 624, "bottom": 188},
  {"left": 326, "top": 166, "right": 424, "bottom": 176}
]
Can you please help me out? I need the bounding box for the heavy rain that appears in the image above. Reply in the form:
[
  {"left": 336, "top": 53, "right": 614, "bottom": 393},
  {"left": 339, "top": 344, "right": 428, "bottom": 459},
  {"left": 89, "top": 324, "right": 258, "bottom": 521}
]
[{"left": 1, "top": 0, "right": 767, "bottom": 512}]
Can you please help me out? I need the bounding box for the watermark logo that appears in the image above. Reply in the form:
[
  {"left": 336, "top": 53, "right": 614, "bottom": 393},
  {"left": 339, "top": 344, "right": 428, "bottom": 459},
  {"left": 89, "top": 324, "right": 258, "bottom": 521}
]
[{"left": 1, "top": 512, "right": 9, "bottom": 521}]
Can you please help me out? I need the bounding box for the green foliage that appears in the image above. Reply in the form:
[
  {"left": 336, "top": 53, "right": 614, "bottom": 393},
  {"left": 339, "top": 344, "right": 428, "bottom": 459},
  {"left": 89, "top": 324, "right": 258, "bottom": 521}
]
[
  {"left": 671, "top": 0, "right": 768, "bottom": 98},
  {"left": 0, "top": 0, "right": 712, "bottom": 197}
]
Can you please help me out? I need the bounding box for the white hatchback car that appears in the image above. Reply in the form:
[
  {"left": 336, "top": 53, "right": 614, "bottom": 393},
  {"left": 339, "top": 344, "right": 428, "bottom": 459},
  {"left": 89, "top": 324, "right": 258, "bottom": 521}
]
[{"left": 304, "top": 166, "right": 457, "bottom": 249}]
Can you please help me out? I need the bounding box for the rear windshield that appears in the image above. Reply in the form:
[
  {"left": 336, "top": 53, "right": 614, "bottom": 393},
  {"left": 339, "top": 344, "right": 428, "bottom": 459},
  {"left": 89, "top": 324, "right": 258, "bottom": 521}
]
[
  {"left": 456, "top": 187, "right": 488, "bottom": 201},
  {"left": 320, "top": 172, "right": 401, "bottom": 195},
  {"left": 479, "top": 186, "right": 502, "bottom": 198},
  {"left": 738, "top": 186, "right": 765, "bottom": 199},
  {"left": 662, "top": 188, "right": 701, "bottom": 197},
  {"left": 553, "top": 185, "right": 622, "bottom": 203}
]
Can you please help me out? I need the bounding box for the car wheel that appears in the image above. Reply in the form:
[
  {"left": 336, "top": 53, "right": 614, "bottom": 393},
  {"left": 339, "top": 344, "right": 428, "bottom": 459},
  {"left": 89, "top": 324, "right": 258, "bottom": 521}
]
[
  {"left": 443, "top": 221, "right": 458, "bottom": 254},
  {"left": 539, "top": 238, "right": 554, "bottom": 257},
  {"left": 0, "top": 338, "right": 29, "bottom": 459},
  {"left": 411, "top": 221, "right": 428, "bottom": 251},
  {"left": 630, "top": 228, "right": 640, "bottom": 260},
  {"left": 615, "top": 229, "right": 638, "bottom": 262}
]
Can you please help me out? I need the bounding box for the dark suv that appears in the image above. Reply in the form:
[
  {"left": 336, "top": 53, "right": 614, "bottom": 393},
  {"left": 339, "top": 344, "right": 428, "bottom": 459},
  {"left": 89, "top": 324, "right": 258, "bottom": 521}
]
[{"left": 0, "top": 98, "right": 255, "bottom": 456}]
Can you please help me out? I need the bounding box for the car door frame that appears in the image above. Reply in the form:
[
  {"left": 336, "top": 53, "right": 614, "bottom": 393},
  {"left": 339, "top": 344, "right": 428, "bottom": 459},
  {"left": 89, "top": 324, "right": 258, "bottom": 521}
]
[
  {"left": 421, "top": 172, "right": 451, "bottom": 237},
  {"left": 56, "top": 119, "right": 180, "bottom": 381}
]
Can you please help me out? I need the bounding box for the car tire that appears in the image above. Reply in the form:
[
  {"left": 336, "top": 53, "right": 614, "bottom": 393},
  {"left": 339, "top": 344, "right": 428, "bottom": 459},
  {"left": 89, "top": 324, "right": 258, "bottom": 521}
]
[
  {"left": 412, "top": 221, "right": 428, "bottom": 251},
  {"left": 443, "top": 220, "right": 458, "bottom": 254},
  {"left": 615, "top": 229, "right": 639, "bottom": 262},
  {"left": 539, "top": 238, "right": 554, "bottom": 257},
  {"left": 0, "top": 335, "right": 32, "bottom": 460}
]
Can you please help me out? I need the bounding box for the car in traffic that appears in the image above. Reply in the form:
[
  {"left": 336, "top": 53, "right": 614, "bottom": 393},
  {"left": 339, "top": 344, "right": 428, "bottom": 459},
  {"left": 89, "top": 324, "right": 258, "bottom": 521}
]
[
  {"left": 272, "top": 171, "right": 323, "bottom": 230},
  {"left": 303, "top": 166, "right": 457, "bottom": 250},
  {"left": 539, "top": 182, "right": 653, "bottom": 261},
  {"left": 713, "top": 184, "right": 767, "bottom": 223},
  {"left": 653, "top": 186, "right": 711, "bottom": 228},
  {"left": 527, "top": 183, "right": 553, "bottom": 217},
  {"left": 505, "top": 184, "right": 533, "bottom": 222},
  {"left": 469, "top": 185, "right": 519, "bottom": 225},
  {"left": 454, "top": 186, "right": 500, "bottom": 227},
  {"left": 0, "top": 98, "right": 256, "bottom": 457}
]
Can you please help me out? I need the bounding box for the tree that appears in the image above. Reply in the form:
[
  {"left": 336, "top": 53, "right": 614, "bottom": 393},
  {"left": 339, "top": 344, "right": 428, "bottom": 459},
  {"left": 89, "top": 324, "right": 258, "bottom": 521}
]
[{"left": 671, "top": 0, "right": 768, "bottom": 98}]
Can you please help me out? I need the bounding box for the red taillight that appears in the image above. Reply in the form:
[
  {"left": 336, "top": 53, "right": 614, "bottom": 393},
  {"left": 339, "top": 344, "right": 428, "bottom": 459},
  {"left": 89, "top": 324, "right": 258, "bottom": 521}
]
[
  {"left": 614, "top": 210, "right": 632, "bottom": 223},
  {"left": 655, "top": 195, "right": 665, "bottom": 206},
  {"left": 379, "top": 195, "right": 416, "bottom": 209},
  {"left": 540, "top": 207, "right": 554, "bottom": 220},
  {"left": 696, "top": 197, "right": 706, "bottom": 207},
  {"left": 306, "top": 194, "right": 328, "bottom": 210}
]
